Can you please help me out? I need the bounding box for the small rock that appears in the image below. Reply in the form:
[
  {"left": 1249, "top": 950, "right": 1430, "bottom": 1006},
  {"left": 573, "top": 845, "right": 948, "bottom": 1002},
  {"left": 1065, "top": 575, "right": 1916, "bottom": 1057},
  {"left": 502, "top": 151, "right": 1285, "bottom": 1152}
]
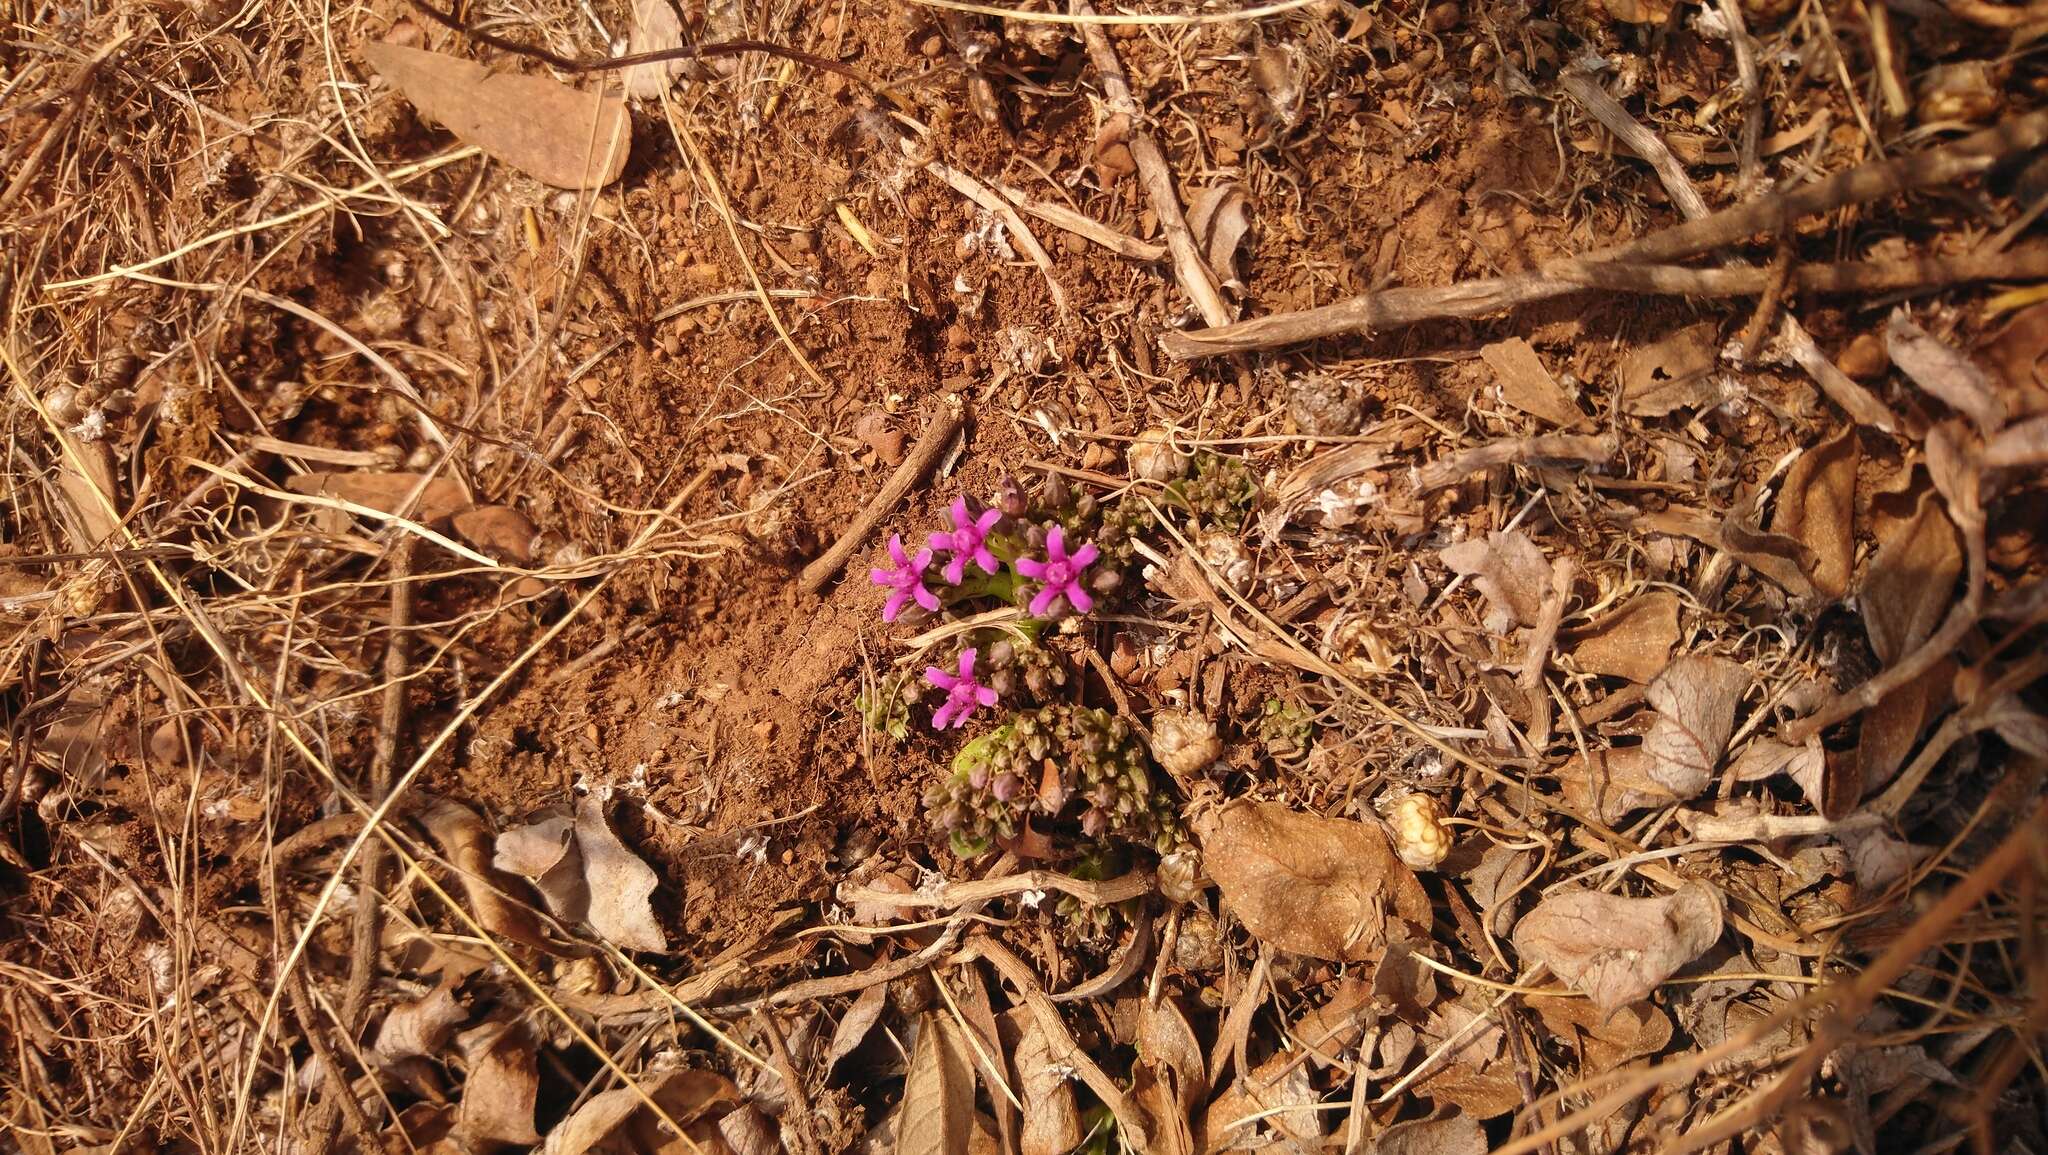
[
  {"left": 1424, "top": 1, "right": 1462, "bottom": 30},
  {"left": 1287, "top": 373, "right": 1365, "bottom": 436}
]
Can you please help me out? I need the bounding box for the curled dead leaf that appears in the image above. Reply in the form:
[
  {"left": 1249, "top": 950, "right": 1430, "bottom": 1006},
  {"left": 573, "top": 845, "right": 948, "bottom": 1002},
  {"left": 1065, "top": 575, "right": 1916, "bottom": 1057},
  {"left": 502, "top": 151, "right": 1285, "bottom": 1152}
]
[
  {"left": 373, "top": 981, "right": 468, "bottom": 1062},
  {"left": 1512, "top": 882, "right": 1726, "bottom": 1013},
  {"left": 1886, "top": 310, "right": 2006, "bottom": 435},
  {"left": 416, "top": 798, "right": 556, "bottom": 952},
  {"left": 1439, "top": 529, "right": 1549, "bottom": 628},
  {"left": 572, "top": 795, "right": 668, "bottom": 952},
  {"left": 1193, "top": 800, "right": 1431, "bottom": 963},
  {"left": 1014, "top": 1015, "right": 1082, "bottom": 1155},
  {"left": 1642, "top": 654, "right": 1751, "bottom": 798},
  {"left": 1563, "top": 590, "right": 1680, "bottom": 683},
  {"left": 1771, "top": 426, "right": 1859, "bottom": 600},
  {"left": 453, "top": 1020, "right": 541, "bottom": 1147}
]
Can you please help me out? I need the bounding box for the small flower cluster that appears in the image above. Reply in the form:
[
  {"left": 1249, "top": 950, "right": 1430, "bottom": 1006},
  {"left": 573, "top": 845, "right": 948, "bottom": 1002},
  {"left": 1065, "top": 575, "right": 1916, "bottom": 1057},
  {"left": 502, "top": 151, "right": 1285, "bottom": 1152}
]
[
  {"left": 923, "top": 704, "right": 1188, "bottom": 860},
  {"left": 869, "top": 496, "right": 1102, "bottom": 627},
  {"left": 867, "top": 489, "right": 1117, "bottom": 734}
]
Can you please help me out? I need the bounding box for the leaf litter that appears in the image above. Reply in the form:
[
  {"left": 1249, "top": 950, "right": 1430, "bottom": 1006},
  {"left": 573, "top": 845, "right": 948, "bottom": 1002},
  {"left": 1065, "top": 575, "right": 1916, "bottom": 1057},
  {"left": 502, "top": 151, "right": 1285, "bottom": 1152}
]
[{"left": 4, "top": 0, "right": 2046, "bottom": 1153}]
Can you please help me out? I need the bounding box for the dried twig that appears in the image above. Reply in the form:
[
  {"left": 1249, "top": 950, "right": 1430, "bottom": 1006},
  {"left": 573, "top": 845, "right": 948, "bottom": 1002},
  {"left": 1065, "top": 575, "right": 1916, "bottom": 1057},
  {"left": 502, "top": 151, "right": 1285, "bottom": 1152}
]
[
  {"left": 799, "top": 401, "right": 967, "bottom": 593},
  {"left": 1070, "top": 0, "right": 1231, "bottom": 327},
  {"left": 838, "top": 867, "right": 1151, "bottom": 912}
]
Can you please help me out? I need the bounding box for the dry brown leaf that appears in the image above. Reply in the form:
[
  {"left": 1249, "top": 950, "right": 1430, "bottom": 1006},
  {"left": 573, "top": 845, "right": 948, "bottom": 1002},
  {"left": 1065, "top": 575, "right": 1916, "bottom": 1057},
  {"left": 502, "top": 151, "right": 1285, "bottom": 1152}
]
[
  {"left": 1620, "top": 323, "right": 1726, "bottom": 416},
  {"left": 1886, "top": 310, "right": 2007, "bottom": 435},
  {"left": 900, "top": 1012, "right": 974, "bottom": 1155},
  {"left": 1413, "top": 1000, "right": 1518, "bottom": 1119},
  {"left": 824, "top": 982, "right": 889, "bottom": 1070},
  {"left": 373, "top": 982, "right": 468, "bottom": 1062},
  {"left": 364, "top": 42, "right": 630, "bottom": 190},
  {"left": 416, "top": 798, "right": 556, "bottom": 952},
  {"left": 454, "top": 1020, "right": 541, "bottom": 1147},
  {"left": 1289, "top": 978, "right": 1375, "bottom": 1064},
  {"left": 622, "top": 0, "right": 685, "bottom": 99},
  {"left": 718, "top": 1103, "right": 786, "bottom": 1155},
  {"left": 1014, "top": 1015, "right": 1082, "bottom": 1155},
  {"left": 543, "top": 1069, "right": 741, "bottom": 1155},
  {"left": 1479, "top": 337, "right": 1588, "bottom": 429},
  {"left": 452, "top": 505, "right": 539, "bottom": 563},
  {"left": 1193, "top": 800, "right": 1431, "bottom": 963},
  {"left": 1560, "top": 746, "right": 1680, "bottom": 825},
  {"left": 1463, "top": 845, "right": 1535, "bottom": 938},
  {"left": 1535, "top": 997, "right": 1673, "bottom": 1069},
  {"left": 1208, "top": 1051, "right": 1322, "bottom": 1150},
  {"left": 1636, "top": 507, "right": 1817, "bottom": 598},
  {"left": 494, "top": 806, "right": 585, "bottom": 921},
  {"left": 1985, "top": 414, "right": 2048, "bottom": 468},
  {"left": 1371, "top": 1111, "right": 1487, "bottom": 1155},
  {"left": 51, "top": 435, "right": 120, "bottom": 550},
  {"left": 1512, "top": 882, "right": 1726, "bottom": 1013},
  {"left": 1643, "top": 654, "right": 1751, "bottom": 798},
  {"left": 1439, "top": 529, "right": 1548, "bottom": 628},
  {"left": 1983, "top": 300, "right": 2048, "bottom": 414},
  {"left": 1771, "top": 427, "right": 1859, "bottom": 599},
  {"left": 285, "top": 470, "right": 471, "bottom": 524},
  {"left": 1855, "top": 487, "right": 1962, "bottom": 792},
  {"left": 1131, "top": 1066, "right": 1197, "bottom": 1155},
  {"left": 1187, "top": 183, "right": 1251, "bottom": 287},
  {"left": 1564, "top": 590, "right": 1680, "bottom": 682},
  {"left": 573, "top": 795, "right": 667, "bottom": 952},
  {"left": 1137, "top": 997, "right": 1206, "bottom": 1114}
]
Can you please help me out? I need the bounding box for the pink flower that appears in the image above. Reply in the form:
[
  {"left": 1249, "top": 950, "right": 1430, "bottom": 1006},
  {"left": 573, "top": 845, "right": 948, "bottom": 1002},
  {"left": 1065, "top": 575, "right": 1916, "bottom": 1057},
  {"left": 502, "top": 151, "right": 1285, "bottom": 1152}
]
[
  {"left": 1014, "top": 525, "right": 1100, "bottom": 617},
  {"left": 927, "top": 498, "right": 1003, "bottom": 584},
  {"left": 869, "top": 534, "right": 941, "bottom": 622},
  {"left": 925, "top": 648, "right": 999, "bottom": 730}
]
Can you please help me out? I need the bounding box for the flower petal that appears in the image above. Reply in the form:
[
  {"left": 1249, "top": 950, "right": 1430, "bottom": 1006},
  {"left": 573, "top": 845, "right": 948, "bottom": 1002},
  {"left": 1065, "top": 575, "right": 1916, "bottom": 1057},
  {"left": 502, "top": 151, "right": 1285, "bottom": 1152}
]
[
  {"left": 942, "top": 557, "right": 967, "bottom": 584},
  {"left": 912, "top": 547, "right": 935, "bottom": 571},
  {"left": 931, "top": 702, "right": 957, "bottom": 729},
  {"left": 1044, "top": 525, "right": 1066, "bottom": 559},
  {"left": 1069, "top": 542, "right": 1100, "bottom": 569},
  {"left": 1067, "top": 586, "right": 1094, "bottom": 614},
  {"left": 1014, "top": 556, "right": 1048, "bottom": 579},
  {"left": 958, "top": 649, "right": 978, "bottom": 678},
  {"left": 949, "top": 497, "right": 972, "bottom": 530},
  {"left": 1028, "top": 588, "right": 1058, "bottom": 616},
  {"left": 887, "top": 534, "right": 910, "bottom": 566},
  {"left": 928, "top": 531, "right": 953, "bottom": 554},
  {"left": 914, "top": 584, "right": 942, "bottom": 612},
  {"left": 925, "top": 665, "right": 957, "bottom": 690},
  {"left": 975, "top": 508, "right": 1002, "bottom": 532},
  {"left": 870, "top": 566, "right": 895, "bottom": 587},
  {"left": 972, "top": 547, "right": 999, "bottom": 575},
  {"left": 883, "top": 590, "right": 908, "bottom": 621},
  {"left": 974, "top": 686, "right": 999, "bottom": 707}
]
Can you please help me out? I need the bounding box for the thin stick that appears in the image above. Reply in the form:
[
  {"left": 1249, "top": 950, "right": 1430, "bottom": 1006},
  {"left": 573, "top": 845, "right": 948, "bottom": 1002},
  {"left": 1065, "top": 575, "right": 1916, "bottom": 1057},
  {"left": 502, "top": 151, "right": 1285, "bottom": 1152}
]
[
  {"left": 1071, "top": 0, "right": 1231, "bottom": 328},
  {"left": 1001, "top": 185, "right": 1167, "bottom": 261},
  {"left": 799, "top": 401, "right": 967, "bottom": 593},
  {"left": 837, "top": 866, "right": 1150, "bottom": 912},
  {"left": 345, "top": 538, "right": 412, "bottom": 1030}
]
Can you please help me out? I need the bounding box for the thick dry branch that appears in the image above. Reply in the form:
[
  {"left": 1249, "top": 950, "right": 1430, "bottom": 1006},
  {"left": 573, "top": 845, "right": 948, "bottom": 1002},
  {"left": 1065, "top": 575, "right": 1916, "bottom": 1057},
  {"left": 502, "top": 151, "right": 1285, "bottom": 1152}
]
[{"left": 1163, "top": 110, "right": 2048, "bottom": 359}]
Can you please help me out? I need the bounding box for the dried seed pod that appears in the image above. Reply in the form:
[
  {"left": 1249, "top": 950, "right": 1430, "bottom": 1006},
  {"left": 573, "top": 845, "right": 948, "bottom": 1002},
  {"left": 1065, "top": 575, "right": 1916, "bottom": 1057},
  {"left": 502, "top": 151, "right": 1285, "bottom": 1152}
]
[
  {"left": 1157, "top": 847, "right": 1205, "bottom": 905},
  {"left": 1387, "top": 792, "right": 1452, "bottom": 871},
  {"left": 1127, "top": 427, "right": 1188, "bottom": 482},
  {"left": 1150, "top": 710, "right": 1222, "bottom": 781},
  {"left": 1198, "top": 532, "right": 1254, "bottom": 591}
]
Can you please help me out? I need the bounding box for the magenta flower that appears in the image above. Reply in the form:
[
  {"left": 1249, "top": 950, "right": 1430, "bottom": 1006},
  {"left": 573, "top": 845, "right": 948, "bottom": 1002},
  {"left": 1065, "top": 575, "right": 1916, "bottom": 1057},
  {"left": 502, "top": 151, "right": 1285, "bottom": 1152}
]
[
  {"left": 925, "top": 648, "right": 999, "bottom": 729},
  {"left": 1014, "top": 526, "right": 1100, "bottom": 617},
  {"left": 927, "top": 498, "right": 1003, "bottom": 584},
  {"left": 870, "top": 534, "right": 941, "bottom": 622}
]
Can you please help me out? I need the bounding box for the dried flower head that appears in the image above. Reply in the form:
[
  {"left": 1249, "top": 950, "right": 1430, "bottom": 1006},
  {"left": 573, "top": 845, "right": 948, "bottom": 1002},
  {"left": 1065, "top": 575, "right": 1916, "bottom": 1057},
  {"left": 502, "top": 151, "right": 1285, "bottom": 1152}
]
[
  {"left": 1015, "top": 525, "right": 1100, "bottom": 617},
  {"left": 1127, "top": 427, "right": 1188, "bottom": 482},
  {"left": 869, "top": 534, "right": 941, "bottom": 622},
  {"left": 1387, "top": 792, "right": 1452, "bottom": 871},
  {"left": 1149, "top": 710, "right": 1222, "bottom": 781}
]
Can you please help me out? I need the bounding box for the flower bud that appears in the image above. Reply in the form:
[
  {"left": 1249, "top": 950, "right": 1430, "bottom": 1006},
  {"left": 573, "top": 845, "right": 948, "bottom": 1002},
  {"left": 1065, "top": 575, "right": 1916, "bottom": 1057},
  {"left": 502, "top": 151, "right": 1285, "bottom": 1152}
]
[
  {"left": 1157, "top": 848, "right": 1204, "bottom": 904},
  {"left": 995, "top": 474, "right": 1028, "bottom": 518},
  {"left": 1089, "top": 569, "right": 1122, "bottom": 594}
]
